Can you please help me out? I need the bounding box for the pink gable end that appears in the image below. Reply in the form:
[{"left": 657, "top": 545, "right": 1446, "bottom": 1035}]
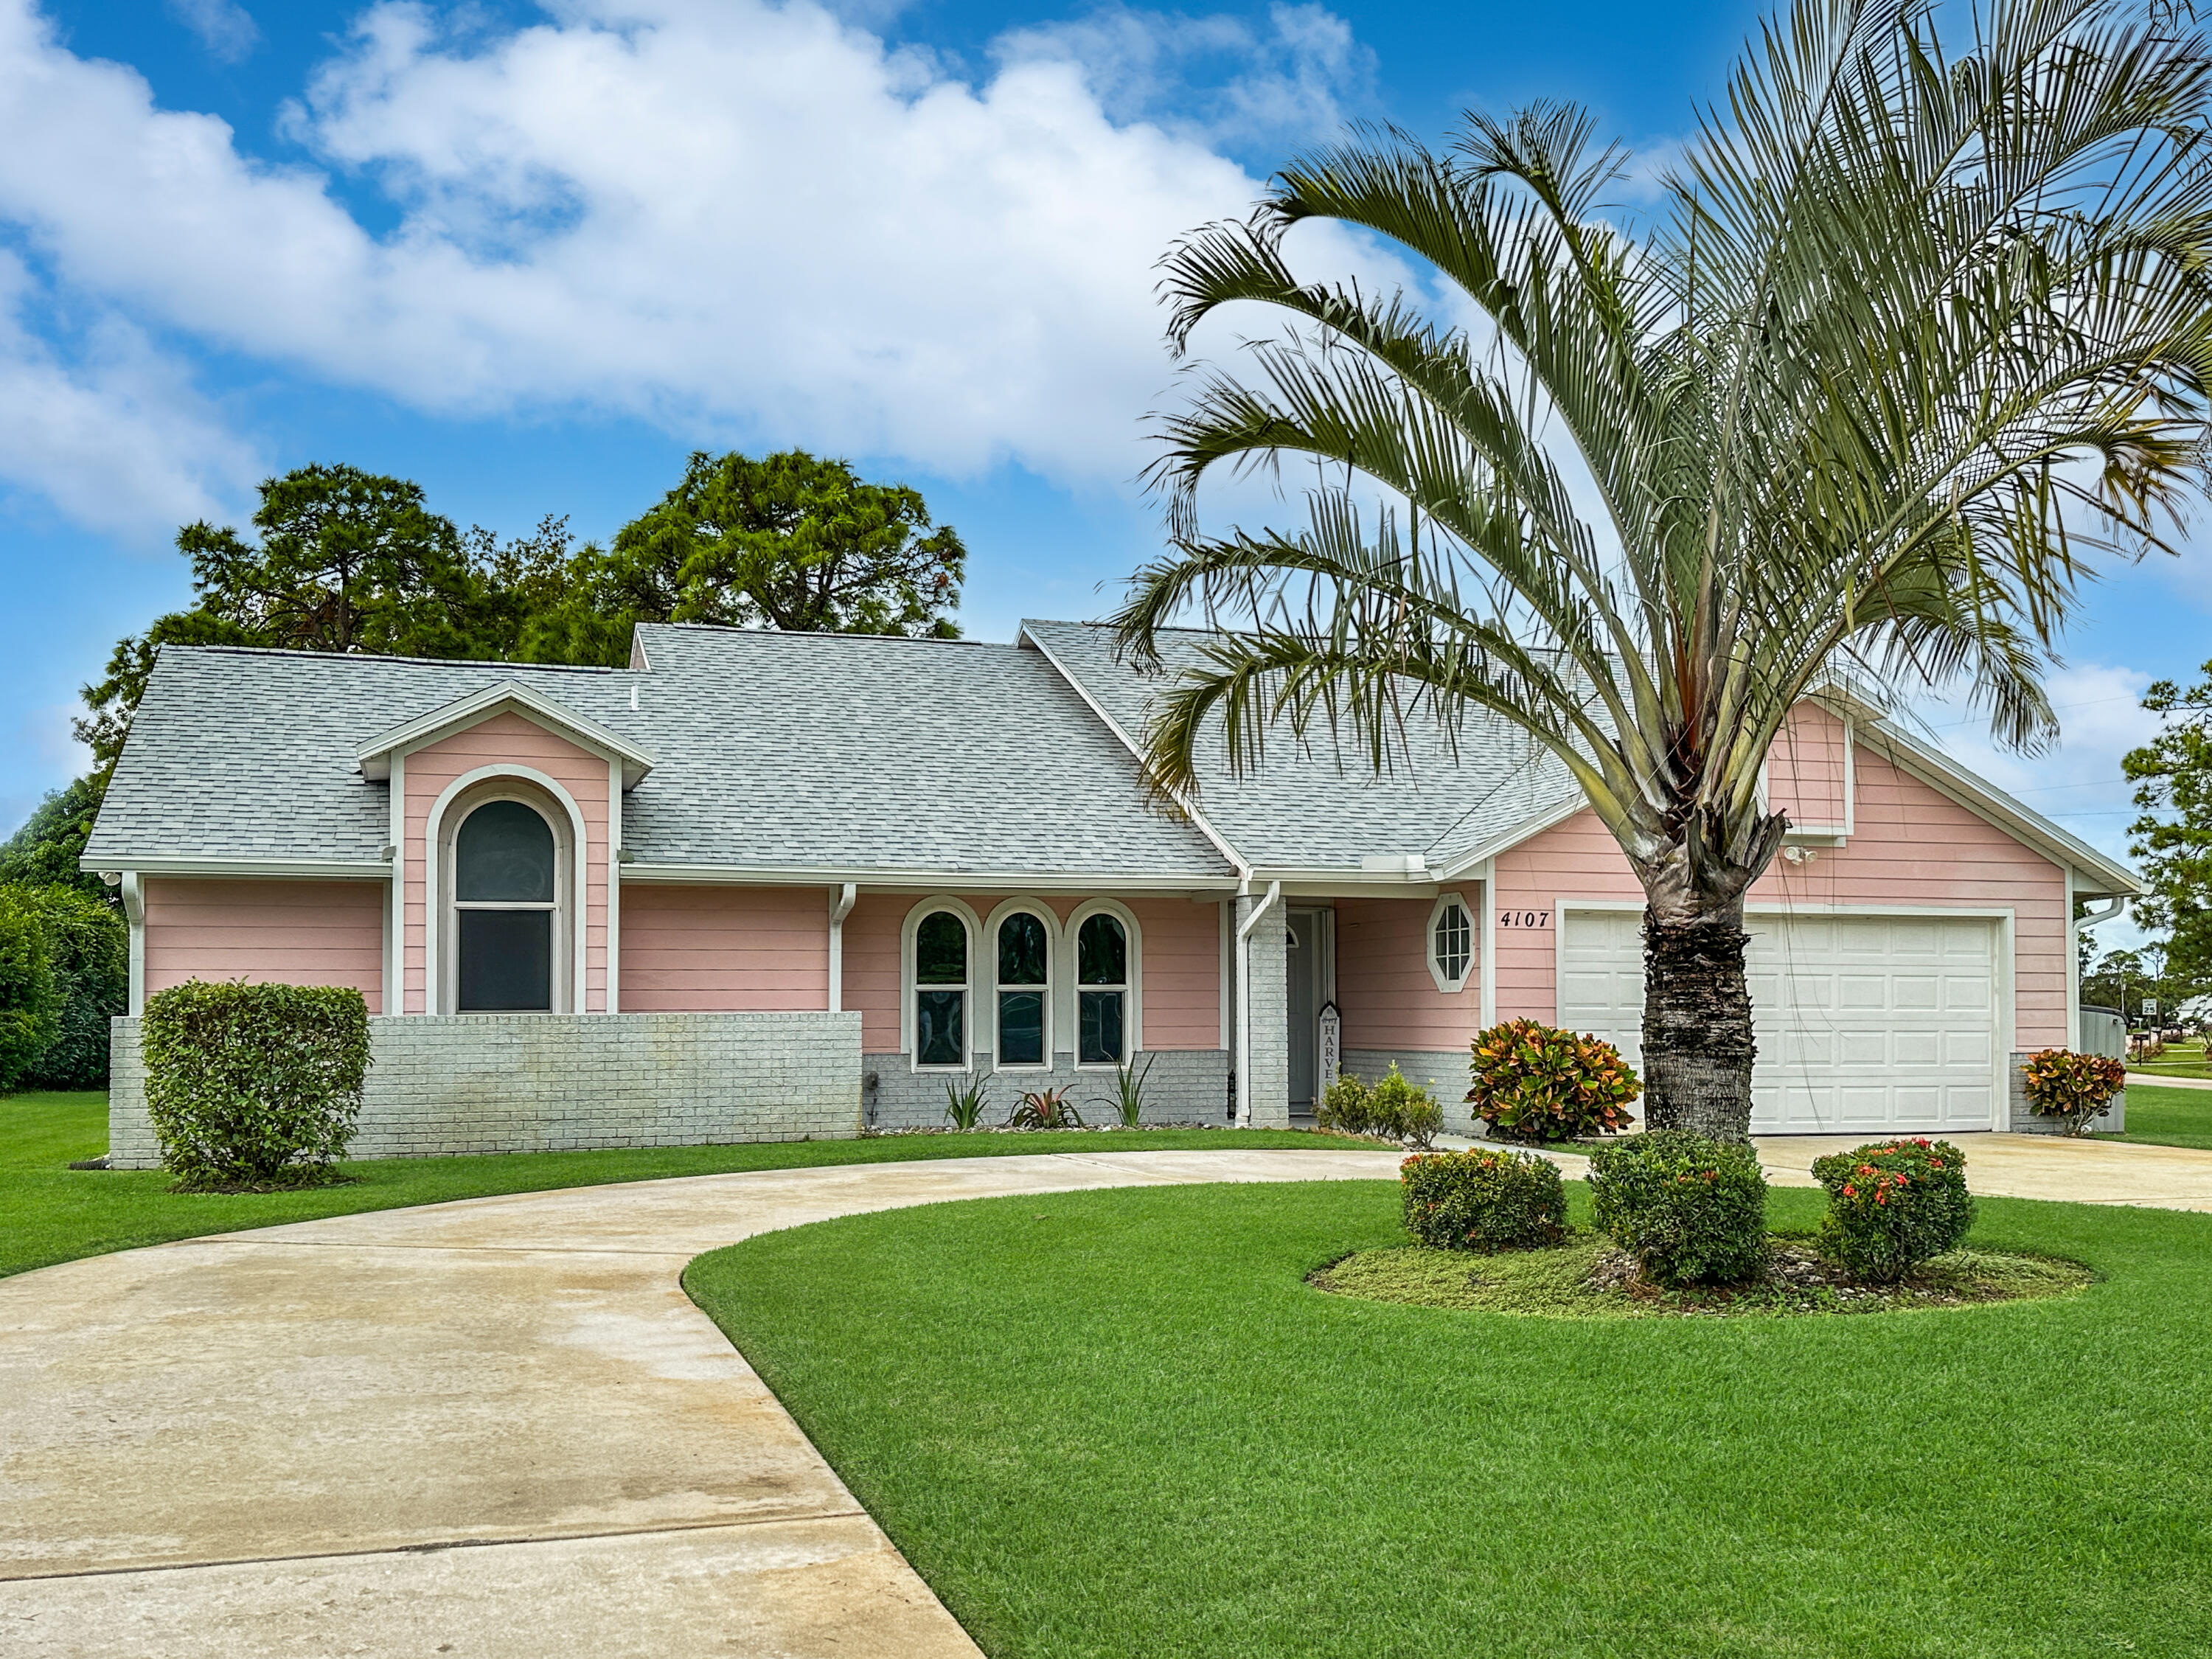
[{"left": 400, "top": 710, "right": 613, "bottom": 1014}]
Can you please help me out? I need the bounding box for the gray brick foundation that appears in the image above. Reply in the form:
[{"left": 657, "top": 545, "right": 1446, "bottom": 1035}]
[
  {"left": 1343, "top": 1048, "right": 1475, "bottom": 1134},
  {"left": 107, "top": 1012, "right": 863, "bottom": 1168},
  {"left": 2007, "top": 1050, "right": 2124, "bottom": 1135},
  {"left": 863, "top": 1048, "right": 1231, "bottom": 1130}
]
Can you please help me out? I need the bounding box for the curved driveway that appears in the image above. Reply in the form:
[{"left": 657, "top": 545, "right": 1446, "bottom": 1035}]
[{"left": 4, "top": 1134, "right": 2210, "bottom": 1658}]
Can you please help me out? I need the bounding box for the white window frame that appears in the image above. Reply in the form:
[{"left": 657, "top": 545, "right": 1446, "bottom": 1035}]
[
  {"left": 984, "top": 897, "right": 1060, "bottom": 1071},
  {"left": 1427, "top": 890, "right": 1474, "bottom": 994},
  {"left": 424, "top": 768, "right": 586, "bottom": 1016},
  {"left": 1066, "top": 898, "right": 1143, "bottom": 1068},
  {"left": 901, "top": 895, "right": 982, "bottom": 1072}
]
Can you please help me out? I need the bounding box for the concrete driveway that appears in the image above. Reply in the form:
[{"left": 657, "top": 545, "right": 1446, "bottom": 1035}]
[{"left": 6, "top": 1133, "right": 2210, "bottom": 1659}]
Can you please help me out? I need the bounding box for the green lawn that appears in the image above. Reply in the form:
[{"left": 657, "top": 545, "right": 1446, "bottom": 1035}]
[
  {"left": 689, "top": 1180, "right": 2212, "bottom": 1659},
  {"left": 0, "top": 1090, "right": 1335, "bottom": 1282},
  {"left": 2102, "top": 1082, "right": 2212, "bottom": 1151},
  {"left": 2126, "top": 1040, "right": 2210, "bottom": 1080}
]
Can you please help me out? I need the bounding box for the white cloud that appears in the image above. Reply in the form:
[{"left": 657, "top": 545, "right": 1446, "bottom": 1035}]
[
  {"left": 166, "top": 0, "right": 258, "bottom": 63},
  {"left": 0, "top": 0, "right": 1382, "bottom": 501},
  {"left": 0, "top": 251, "right": 258, "bottom": 542}
]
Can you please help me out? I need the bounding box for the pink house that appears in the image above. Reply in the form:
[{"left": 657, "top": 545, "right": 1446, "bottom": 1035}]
[{"left": 83, "top": 620, "right": 2138, "bottom": 1160}]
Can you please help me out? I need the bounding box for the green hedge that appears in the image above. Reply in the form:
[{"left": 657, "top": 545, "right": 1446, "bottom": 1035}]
[
  {"left": 1811, "top": 1138, "right": 1975, "bottom": 1282},
  {"left": 1588, "top": 1131, "right": 1768, "bottom": 1287},
  {"left": 15, "top": 886, "right": 125, "bottom": 1089},
  {"left": 0, "top": 888, "right": 59, "bottom": 1089},
  {"left": 141, "top": 981, "right": 371, "bottom": 1191},
  {"left": 1400, "top": 1147, "right": 1567, "bottom": 1251}
]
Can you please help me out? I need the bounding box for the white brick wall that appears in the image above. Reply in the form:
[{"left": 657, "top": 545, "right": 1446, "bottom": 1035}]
[{"left": 107, "top": 1012, "right": 863, "bottom": 1168}]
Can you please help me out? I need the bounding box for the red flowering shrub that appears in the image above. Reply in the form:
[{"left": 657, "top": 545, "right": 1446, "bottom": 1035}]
[
  {"left": 1810, "top": 1138, "right": 1975, "bottom": 1283},
  {"left": 1399, "top": 1147, "right": 1567, "bottom": 1252},
  {"left": 1467, "top": 1019, "right": 1640, "bottom": 1142},
  {"left": 2020, "top": 1048, "right": 2127, "bottom": 1136}
]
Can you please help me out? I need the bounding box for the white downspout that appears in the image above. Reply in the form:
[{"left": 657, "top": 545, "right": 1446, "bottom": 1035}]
[
  {"left": 120, "top": 872, "right": 145, "bottom": 1017},
  {"left": 1234, "top": 880, "right": 1281, "bottom": 1128},
  {"left": 828, "top": 883, "right": 858, "bottom": 1013},
  {"left": 1478, "top": 858, "right": 1498, "bottom": 1030}
]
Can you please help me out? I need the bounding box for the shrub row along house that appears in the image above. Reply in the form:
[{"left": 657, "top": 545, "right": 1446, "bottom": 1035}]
[{"left": 83, "top": 621, "right": 2138, "bottom": 1162}]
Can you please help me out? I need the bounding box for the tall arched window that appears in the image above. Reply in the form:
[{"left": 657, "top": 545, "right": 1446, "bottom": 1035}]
[
  {"left": 914, "top": 908, "right": 969, "bottom": 1068},
  {"left": 995, "top": 911, "right": 1050, "bottom": 1068},
  {"left": 1077, "top": 912, "right": 1128, "bottom": 1065},
  {"left": 454, "top": 799, "right": 557, "bottom": 1012}
]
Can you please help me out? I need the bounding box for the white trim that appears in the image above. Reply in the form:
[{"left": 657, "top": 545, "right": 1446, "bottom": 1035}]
[
  {"left": 1431, "top": 793, "right": 1587, "bottom": 884},
  {"left": 91, "top": 857, "right": 394, "bottom": 880},
  {"left": 1065, "top": 897, "right": 1143, "bottom": 1067},
  {"left": 620, "top": 862, "right": 1233, "bottom": 894},
  {"left": 1551, "top": 897, "right": 2018, "bottom": 1133},
  {"left": 121, "top": 872, "right": 145, "bottom": 1017},
  {"left": 358, "top": 681, "right": 655, "bottom": 787},
  {"left": 1017, "top": 625, "right": 1254, "bottom": 880},
  {"left": 1234, "top": 880, "right": 1281, "bottom": 1126},
  {"left": 984, "top": 897, "right": 1062, "bottom": 1070},
  {"left": 901, "top": 894, "right": 983, "bottom": 1071},
  {"left": 423, "top": 765, "right": 589, "bottom": 1016},
  {"left": 828, "top": 883, "right": 858, "bottom": 1014},
  {"left": 1477, "top": 860, "right": 1498, "bottom": 1029},
  {"left": 2065, "top": 865, "right": 2079, "bottom": 1052},
  {"left": 605, "top": 757, "right": 622, "bottom": 1014},
  {"left": 386, "top": 752, "right": 405, "bottom": 1015},
  {"left": 1425, "top": 890, "right": 1475, "bottom": 994}
]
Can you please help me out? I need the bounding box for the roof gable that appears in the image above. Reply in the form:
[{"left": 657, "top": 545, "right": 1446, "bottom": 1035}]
[{"left": 357, "top": 680, "right": 656, "bottom": 788}]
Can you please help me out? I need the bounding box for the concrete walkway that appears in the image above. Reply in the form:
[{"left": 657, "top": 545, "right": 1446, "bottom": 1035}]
[
  {"left": 6, "top": 1135, "right": 2211, "bottom": 1659},
  {"left": 2126, "top": 1070, "right": 2212, "bottom": 1091}
]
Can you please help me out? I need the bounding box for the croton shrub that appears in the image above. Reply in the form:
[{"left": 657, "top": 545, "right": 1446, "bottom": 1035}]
[
  {"left": 1587, "top": 1130, "right": 1767, "bottom": 1287},
  {"left": 1400, "top": 1147, "right": 1567, "bottom": 1252},
  {"left": 1467, "top": 1018, "right": 1641, "bottom": 1143},
  {"left": 1810, "top": 1138, "right": 1975, "bottom": 1283},
  {"left": 2020, "top": 1048, "right": 2127, "bottom": 1136},
  {"left": 141, "top": 981, "right": 370, "bottom": 1191}
]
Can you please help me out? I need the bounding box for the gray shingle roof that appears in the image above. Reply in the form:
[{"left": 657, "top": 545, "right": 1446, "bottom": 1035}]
[
  {"left": 86, "top": 626, "right": 1236, "bottom": 882},
  {"left": 1019, "top": 620, "right": 1581, "bottom": 874}
]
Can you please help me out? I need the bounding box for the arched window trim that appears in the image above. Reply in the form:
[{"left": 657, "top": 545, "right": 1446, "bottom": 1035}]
[
  {"left": 983, "top": 897, "right": 1061, "bottom": 1072},
  {"left": 900, "top": 895, "right": 983, "bottom": 1072},
  {"left": 1427, "top": 890, "right": 1474, "bottom": 995},
  {"left": 423, "top": 765, "right": 588, "bottom": 1015},
  {"left": 1064, "top": 898, "right": 1143, "bottom": 1068}
]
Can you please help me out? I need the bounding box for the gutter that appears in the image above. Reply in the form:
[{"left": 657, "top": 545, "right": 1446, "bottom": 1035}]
[{"left": 828, "top": 883, "right": 858, "bottom": 1013}]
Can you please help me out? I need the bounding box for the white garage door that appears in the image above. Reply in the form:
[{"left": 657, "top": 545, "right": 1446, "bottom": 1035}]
[{"left": 1557, "top": 909, "right": 2000, "bottom": 1134}]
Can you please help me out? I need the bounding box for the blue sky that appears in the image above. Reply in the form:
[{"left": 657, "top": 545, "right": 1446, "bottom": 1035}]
[{"left": 0, "top": 0, "right": 2205, "bottom": 940}]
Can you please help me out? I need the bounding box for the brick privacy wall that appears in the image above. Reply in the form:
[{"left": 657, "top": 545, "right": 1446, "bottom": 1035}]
[
  {"left": 1343, "top": 1048, "right": 1477, "bottom": 1135},
  {"left": 108, "top": 1012, "right": 863, "bottom": 1167},
  {"left": 864, "top": 1048, "right": 1231, "bottom": 1130},
  {"left": 1239, "top": 895, "right": 1290, "bottom": 1129},
  {"left": 2007, "top": 1050, "right": 2124, "bottom": 1135}
]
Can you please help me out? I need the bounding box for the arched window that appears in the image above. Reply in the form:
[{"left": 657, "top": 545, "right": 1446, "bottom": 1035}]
[
  {"left": 914, "top": 908, "right": 969, "bottom": 1068},
  {"left": 454, "top": 799, "right": 557, "bottom": 1012},
  {"left": 1077, "top": 912, "right": 1128, "bottom": 1065},
  {"left": 995, "top": 911, "right": 1050, "bottom": 1067},
  {"left": 1427, "top": 892, "right": 1473, "bottom": 993}
]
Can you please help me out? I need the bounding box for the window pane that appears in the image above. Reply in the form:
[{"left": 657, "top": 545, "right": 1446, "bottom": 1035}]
[
  {"left": 456, "top": 800, "right": 557, "bottom": 902},
  {"left": 998, "top": 990, "right": 1044, "bottom": 1065},
  {"left": 917, "top": 988, "right": 965, "bottom": 1065},
  {"left": 457, "top": 908, "right": 553, "bottom": 1011},
  {"left": 917, "top": 911, "right": 967, "bottom": 984},
  {"left": 1079, "top": 990, "right": 1124, "bottom": 1064},
  {"left": 1078, "top": 914, "right": 1126, "bottom": 985},
  {"left": 1433, "top": 903, "right": 1471, "bottom": 982},
  {"left": 998, "top": 913, "right": 1048, "bottom": 986}
]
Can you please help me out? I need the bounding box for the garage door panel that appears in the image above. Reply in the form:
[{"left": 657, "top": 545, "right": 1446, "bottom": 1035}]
[{"left": 1558, "top": 910, "right": 2001, "bottom": 1135}]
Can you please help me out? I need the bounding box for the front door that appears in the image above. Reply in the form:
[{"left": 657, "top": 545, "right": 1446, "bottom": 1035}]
[{"left": 1286, "top": 908, "right": 1321, "bottom": 1108}]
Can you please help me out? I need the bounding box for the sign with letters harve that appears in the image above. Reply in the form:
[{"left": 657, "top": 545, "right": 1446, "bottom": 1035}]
[{"left": 1318, "top": 1001, "right": 1342, "bottom": 1086}]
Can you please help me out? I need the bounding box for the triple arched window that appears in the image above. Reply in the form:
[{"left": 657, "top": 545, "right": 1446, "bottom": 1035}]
[{"left": 905, "top": 899, "right": 1136, "bottom": 1071}]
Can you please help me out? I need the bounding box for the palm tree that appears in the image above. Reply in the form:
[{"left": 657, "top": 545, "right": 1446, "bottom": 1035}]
[{"left": 1114, "top": 0, "right": 2212, "bottom": 1139}]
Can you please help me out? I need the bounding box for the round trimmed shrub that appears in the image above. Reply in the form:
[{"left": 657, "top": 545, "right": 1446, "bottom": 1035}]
[
  {"left": 1811, "top": 1138, "right": 1975, "bottom": 1283},
  {"left": 2020, "top": 1048, "right": 2126, "bottom": 1136},
  {"left": 1467, "top": 1018, "right": 1640, "bottom": 1142},
  {"left": 1587, "top": 1130, "right": 1767, "bottom": 1287},
  {"left": 1319, "top": 1063, "right": 1442, "bottom": 1148},
  {"left": 1400, "top": 1147, "right": 1568, "bottom": 1251},
  {"left": 141, "top": 981, "right": 371, "bottom": 1191}
]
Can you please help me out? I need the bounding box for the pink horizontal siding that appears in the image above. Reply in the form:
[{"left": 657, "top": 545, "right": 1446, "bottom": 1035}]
[
  {"left": 619, "top": 885, "right": 830, "bottom": 1011},
  {"left": 401, "top": 710, "right": 612, "bottom": 1013},
  {"left": 1486, "top": 739, "right": 2067, "bottom": 1046},
  {"left": 144, "top": 879, "right": 384, "bottom": 1011},
  {"left": 1767, "top": 702, "right": 1851, "bottom": 831},
  {"left": 1335, "top": 897, "right": 1476, "bottom": 1051},
  {"left": 842, "top": 891, "right": 1223, "bottom": 1056}
]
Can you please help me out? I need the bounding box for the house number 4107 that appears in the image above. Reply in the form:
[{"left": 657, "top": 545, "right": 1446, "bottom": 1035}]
[{"left": 1498, "top": 910, "right": 1551, "bottom": 928}]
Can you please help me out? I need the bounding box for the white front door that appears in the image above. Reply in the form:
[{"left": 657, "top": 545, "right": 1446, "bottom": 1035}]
[{"left": 1557, "top": 909, "right": 2001, "bottom": 1134}]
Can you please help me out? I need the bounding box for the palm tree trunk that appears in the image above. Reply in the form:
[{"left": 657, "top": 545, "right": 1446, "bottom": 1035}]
[{"left": 1638, "top": 900, "right": 1756, "bottom": 1141}]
